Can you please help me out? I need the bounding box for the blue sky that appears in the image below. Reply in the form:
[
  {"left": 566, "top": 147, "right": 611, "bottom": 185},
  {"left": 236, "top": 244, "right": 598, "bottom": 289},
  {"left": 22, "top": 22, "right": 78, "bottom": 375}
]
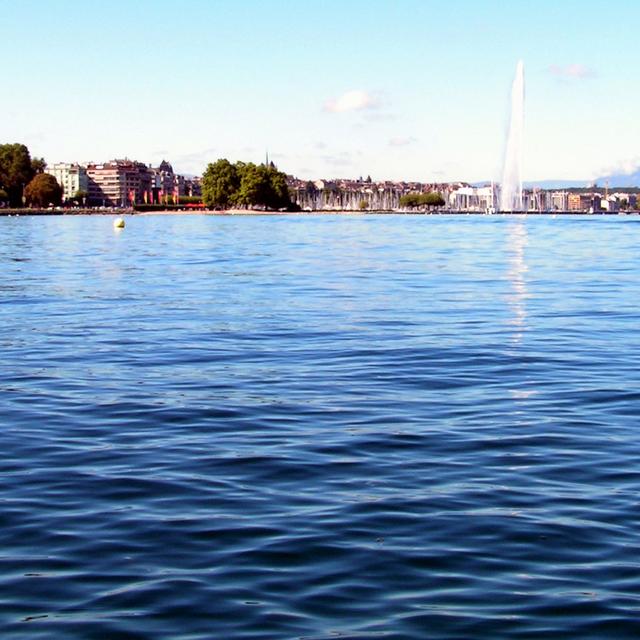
[{"left": 2, "top": 0, "right": 639, "bottom": 182}]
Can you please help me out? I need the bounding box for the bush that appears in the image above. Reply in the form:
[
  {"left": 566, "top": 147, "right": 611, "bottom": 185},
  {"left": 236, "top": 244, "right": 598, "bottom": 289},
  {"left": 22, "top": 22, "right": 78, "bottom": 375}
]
[{"left": 399, "top": 191, "right": 445, "bottom": 208}]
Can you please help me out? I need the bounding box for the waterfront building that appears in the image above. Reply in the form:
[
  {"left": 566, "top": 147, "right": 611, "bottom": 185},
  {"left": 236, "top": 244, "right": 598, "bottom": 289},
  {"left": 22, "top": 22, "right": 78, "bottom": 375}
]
[
  {"left": 550, "top": 191, "right": 569, "bottom": 211},
  {"left": 449, "top": 185, "right": 496, "bottom": 211},
  {"left": 183, "top": 176, "right": 202, "bottom": 197},
  {"left": 570, "top": 194, "right": 585, "bottom": 211},
  {"left": 87, "top": 160, "right": 151, "bottom": 207},
  {"left": 609, "top": 192, "right": 635, "bottom": 211},
  {"left": 600, "top": 198, "right": 616, "bottom": 212},
  {"left": 568, "top": 194, "right": 588, "bottom": 212},
  {"left": 45, "top": 163, "right": 88, "bottom": 203},
  {"left": 150, "top": 160, "right": 177, "bottom": 202},
  {"left": 144, "top": 161, "right": 194, "bottom": 202}
]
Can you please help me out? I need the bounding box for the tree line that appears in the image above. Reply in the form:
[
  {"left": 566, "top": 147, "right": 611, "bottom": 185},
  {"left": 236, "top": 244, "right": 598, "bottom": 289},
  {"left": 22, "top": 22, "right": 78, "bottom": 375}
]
[
  {"left": 201, "top": 159, "right": 294, "bottom": 210},
  {"left": 0, "top": 143, "right": 62, "bottom": 207}
]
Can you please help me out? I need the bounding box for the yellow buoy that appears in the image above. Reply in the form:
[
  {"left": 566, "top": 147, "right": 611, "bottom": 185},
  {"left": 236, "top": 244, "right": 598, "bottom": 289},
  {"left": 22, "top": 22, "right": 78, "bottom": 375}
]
[{"left": 114, "top": 217, "right": 125, "bottom": 229}]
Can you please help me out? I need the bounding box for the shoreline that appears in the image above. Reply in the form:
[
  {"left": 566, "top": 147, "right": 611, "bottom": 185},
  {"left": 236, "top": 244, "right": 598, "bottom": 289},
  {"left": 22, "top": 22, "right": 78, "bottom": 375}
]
[{"left": 0, "top": 208, "right": 635, "bottom": 217}]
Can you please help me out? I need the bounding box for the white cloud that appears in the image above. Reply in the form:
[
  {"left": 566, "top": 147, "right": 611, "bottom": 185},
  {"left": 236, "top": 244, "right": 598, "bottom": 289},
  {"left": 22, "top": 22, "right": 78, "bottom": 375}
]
[
  {"left": 548, "top": 64, "right": 596, "bottom": 79},
  {"left": 388, "top": 136, "right": 417, "bottom": 147},
  {"left": 320, "top": 152, "right": 354, "bottom": 167},
  {"left": 172, "top": 147, "right": 218, "bottom": 174},
  {"left": 324, "top": 90, "right": 379, "bottom": 113},
  {"left": 595, "top": 156, "right": 640, "bottom": 178}
]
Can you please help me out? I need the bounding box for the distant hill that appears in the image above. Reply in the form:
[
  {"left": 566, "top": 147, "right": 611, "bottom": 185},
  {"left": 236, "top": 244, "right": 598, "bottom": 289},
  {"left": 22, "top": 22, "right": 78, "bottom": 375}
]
[
  {"left": 525, "top": 168, "right": 640, "bottom": 190},
  {"left": 472, "top": 179, "right": 591, "bottom": 189},
  {"left": 523, "top": 179, "right": 590, "bottom": 189},
  {"left": 594, "top": 168, "right": 640, "bottom": 188},
  {"left": 472, "top": 173, "right": 640, "bottom": 190}
]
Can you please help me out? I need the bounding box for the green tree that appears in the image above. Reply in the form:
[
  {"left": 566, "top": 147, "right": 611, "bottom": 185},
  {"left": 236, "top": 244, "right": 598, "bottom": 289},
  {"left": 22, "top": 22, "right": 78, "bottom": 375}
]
[
  {"left": 399, "top": 193, "right": 421, "bottom": 208},
  {"left": 74, "top": 189, "right": 88, "bottom": 204},
  {"left": 0, "top": 143, "right": 36, "bottom": 207},
  {"left": 24, "top": 173, "right": 62, "bottom": 207},
  {"left": 358, "top": 199, "right": 369, "bottom": 210},
  {"left": 399, "top": 191, "right": 446, "bottom": 209},
  {"left": 265, "top": 164, "right": 292, "bottom": 209},
  {"left": 202, "top": 158, "right": 293, "bottom": 210},
  {"left": 422, "top": 192, "right": 445, "bottom": 207},
  {"left": 31, "top": 157, "right": 46, "bottom": 174},
  {"left": 202, "top": 159, "right": 240, "bottom": 208},
  {"left": 234, "top": 162, "right": 270, "bottom": 207}
]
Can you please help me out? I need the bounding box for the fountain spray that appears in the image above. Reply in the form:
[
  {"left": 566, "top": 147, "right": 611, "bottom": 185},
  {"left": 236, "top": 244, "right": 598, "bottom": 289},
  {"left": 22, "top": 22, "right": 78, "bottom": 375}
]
[{"left": 500, "top": 60, "right": 525, "bottom": 211}]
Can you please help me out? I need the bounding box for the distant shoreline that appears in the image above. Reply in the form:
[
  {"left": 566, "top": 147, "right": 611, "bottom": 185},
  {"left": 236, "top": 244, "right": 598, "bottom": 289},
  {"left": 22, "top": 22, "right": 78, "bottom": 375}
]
[{"left": 0, "top": 208, "right": 635, "bottom": 217}]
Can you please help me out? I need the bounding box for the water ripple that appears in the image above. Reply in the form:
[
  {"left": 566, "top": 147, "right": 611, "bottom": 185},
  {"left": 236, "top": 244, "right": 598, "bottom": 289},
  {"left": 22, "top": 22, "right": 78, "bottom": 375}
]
[{"left": 1, "top": 215, "right": 640, "bottom": 638}]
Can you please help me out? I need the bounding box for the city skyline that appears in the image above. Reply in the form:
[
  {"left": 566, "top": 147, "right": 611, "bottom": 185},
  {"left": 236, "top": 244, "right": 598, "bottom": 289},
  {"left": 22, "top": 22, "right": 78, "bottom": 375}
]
[{"left": 2, "top": 0, "right": 639, "bottom": 183}]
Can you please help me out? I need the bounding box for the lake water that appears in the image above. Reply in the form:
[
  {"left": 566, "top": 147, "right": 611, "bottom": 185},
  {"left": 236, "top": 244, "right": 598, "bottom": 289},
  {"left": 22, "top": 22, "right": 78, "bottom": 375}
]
[{"left": 2, "top": 213, "right": 640, "bottom": 639}]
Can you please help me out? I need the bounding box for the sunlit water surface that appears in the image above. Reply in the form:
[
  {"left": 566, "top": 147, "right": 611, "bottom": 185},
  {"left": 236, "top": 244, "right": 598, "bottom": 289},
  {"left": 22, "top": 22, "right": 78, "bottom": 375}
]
[{"left": 2, "top": 214, "right": 640, "bottom": 639}]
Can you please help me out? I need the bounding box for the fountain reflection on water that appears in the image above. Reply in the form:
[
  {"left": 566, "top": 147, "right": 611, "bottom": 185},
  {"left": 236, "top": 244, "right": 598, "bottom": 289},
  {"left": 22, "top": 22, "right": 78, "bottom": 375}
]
[
  {"left": 500, "top": 61, "right": 525, "bottom": 212},
  {"left": 506, "top": 217, "right": 537, "bottom": 401},
  {"left": 506, "top": 218, "right": 528, "bottom": 344}
]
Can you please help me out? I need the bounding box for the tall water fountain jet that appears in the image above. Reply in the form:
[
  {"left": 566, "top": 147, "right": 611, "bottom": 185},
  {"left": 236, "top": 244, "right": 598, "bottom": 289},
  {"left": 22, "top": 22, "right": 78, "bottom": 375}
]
[{"left": 500, "top": 60, "right": 525, "bottom": 211}]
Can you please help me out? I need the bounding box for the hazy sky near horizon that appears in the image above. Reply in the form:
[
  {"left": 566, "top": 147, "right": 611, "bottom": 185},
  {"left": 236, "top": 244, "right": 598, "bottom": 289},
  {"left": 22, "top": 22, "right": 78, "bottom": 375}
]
[{"left": 2, "top": 0, "right": 639, "bottom": 183}]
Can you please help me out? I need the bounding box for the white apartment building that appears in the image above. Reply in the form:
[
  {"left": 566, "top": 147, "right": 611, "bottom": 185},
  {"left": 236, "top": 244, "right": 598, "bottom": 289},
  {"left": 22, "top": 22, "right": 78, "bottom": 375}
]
[
  {"left": 550, "top": 191, "right": 569, "bottom": 211},
  {"left": 449, "top": 185, "right": 497, "bottom": 211},
  {"left": 46, "top": 163, "right": 89, "bottom": 202}
]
